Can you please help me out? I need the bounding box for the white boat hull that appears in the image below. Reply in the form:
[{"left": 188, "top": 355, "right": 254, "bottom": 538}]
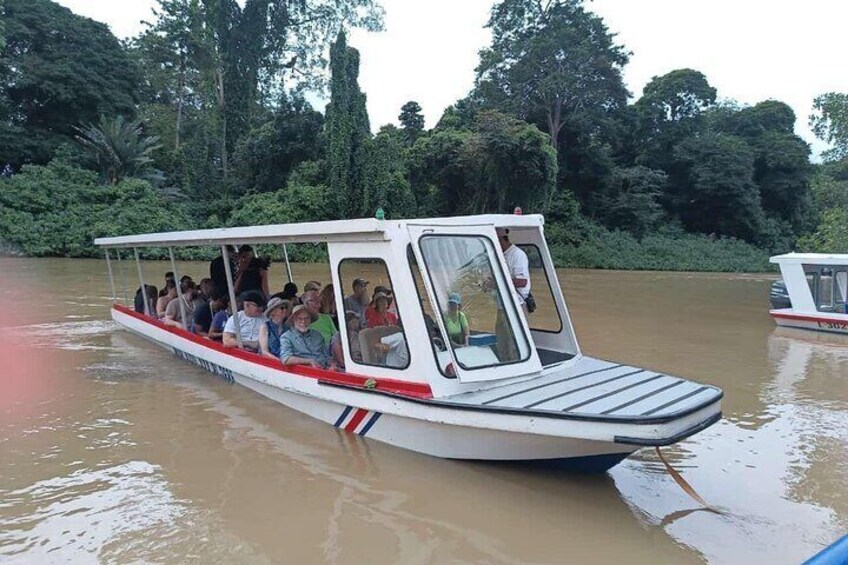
[
  {"left": 771, "top": 309, "right": 848, "bottom": 335},
  {"left": 113, "top": 306, "right": 719, "bottom": 472}
]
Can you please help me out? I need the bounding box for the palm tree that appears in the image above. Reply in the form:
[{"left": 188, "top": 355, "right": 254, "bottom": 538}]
[{"left": 74, "top": 115, "right": 161, "bottom": 184}]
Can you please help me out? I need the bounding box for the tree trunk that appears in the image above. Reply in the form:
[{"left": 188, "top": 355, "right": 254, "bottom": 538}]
[
  {"left": 547, "top": 101, "right": 563, "bottom": 152},
  {"left": 215, "top": 67, "right": 228, "bottom": 178},
  {"left": 175, "top": 59, "right": 185, "bottom": 150}
]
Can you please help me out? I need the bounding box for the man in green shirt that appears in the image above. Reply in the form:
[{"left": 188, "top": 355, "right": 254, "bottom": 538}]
[{"left": 302, "top": 290, "right": 337, "bottom": 345}]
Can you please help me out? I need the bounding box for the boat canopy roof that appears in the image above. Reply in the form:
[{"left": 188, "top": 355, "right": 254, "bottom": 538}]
[
  {"left": 770, "top": 253, "right": 848, "bottom": 267},
  {"left": 94, "top": 214, "right": 545, "bottom": 249}
]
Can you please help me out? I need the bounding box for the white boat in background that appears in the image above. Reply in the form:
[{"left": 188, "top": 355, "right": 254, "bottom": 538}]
[
  {"left": 95, "top": 214, "right": 722, "bottom": 473},
  {"left": 770, "top": 253, "right": 848, "bottom": 335}
]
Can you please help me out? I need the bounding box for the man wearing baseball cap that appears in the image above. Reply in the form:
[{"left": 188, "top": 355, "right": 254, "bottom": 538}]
[
  {"left": 343, "top": 277, "right": 369, "bottom": 328},
  {"left": 223, "top": 290, "right": 267, "bottom": 351}
]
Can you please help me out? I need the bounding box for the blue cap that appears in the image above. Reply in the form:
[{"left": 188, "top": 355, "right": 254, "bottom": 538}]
[{"left": 448, "top": 292, "right": 461, "bottom": 305}]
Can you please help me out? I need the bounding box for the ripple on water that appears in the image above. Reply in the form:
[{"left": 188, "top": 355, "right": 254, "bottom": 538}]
[
  {"left": 0, "top": 461, "right": 184, "bottom": 561},
  {"left": 1, "top": 320, "right": 119, "bottom": 352}
]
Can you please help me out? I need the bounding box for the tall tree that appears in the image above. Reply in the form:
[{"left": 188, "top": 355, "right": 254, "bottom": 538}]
[
  {"left": 673, "top": 133, "right": 762, "bottom": 241},
  {"left": 0, "top": 0, "right": 139, "bottom": 167},
  {"left": 711, "top": 100, "right": 813, "bottom": 235},
  {"left": 474, "top": 0, "right": 629, "bottom": 152},
  {"left": 398, "top": 101, "right": 425, "bottom": 143},
  {"left": 136, "top": 0, "right": 383, "bottom": 181},
  {"left": 325, "top": 31, "right": 371, "bottom": 218},
  {"left": 634, "top": 68, "right": 716, "bottom": 170},
  {"left": 810, "top": 92, "right": 848, "bottom": 162}
]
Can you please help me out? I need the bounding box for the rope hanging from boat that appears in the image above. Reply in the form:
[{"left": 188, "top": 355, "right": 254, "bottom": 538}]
[{"left": 655, "top": 447, "right": 722, "bottom": 514}]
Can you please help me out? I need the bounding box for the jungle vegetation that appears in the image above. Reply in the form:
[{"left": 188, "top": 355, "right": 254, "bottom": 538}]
[{"left": 1, "top": 0, "right": 847, "bottom": 270}]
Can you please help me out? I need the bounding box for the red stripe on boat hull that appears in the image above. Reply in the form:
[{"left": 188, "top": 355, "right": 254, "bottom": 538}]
[
  {"left": 344, "top": 408, "right": 369, "bottom": 433},
  {"left": 112, "top": 304, "right": 434, "bottom": 399}
]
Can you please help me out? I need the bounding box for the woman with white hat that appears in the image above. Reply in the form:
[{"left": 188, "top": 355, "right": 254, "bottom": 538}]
[{"left": 259, "top": 297, "right": 291, "bottom": 360}]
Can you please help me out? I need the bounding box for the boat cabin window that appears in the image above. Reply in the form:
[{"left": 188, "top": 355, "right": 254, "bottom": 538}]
[
  {"left": 418, "top": 235, "right": 531, "bottom": 370},
  {"left": 516, "top": 244, "right": 562, "bottom": 333},
  {"left": 805, "top": 266, "right": 848, "bottom": 313},
  {"left": 337, "top": 258, "right": 410, "bottom": 370}
]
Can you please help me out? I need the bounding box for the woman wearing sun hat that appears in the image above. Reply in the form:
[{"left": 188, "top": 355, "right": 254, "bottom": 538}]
[
  {"left": 365, "top": 291, "right": 398, "bottom": 328},
  {"left": 259, "top": 297, "right": 291, "bottom": 360}
]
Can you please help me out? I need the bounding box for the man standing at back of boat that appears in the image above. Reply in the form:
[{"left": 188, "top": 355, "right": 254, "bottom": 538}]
[
  {"left": 493, "top": 227, "right": 530, "bottom": 362},
  {"left": 495, "top": 228, "right": 530, "bottom": 307}
]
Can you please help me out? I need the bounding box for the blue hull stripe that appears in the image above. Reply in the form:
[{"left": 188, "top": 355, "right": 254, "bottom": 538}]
[
  {"left": 334, "top": 405, "right": 353, "bottom": 427},
  {"left": 358, "top": 412, "right": 382, "bottom": 436}
]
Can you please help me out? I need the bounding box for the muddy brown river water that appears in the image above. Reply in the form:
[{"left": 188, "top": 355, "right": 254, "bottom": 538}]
[{"left": 0, "top": 258, "right": 846, "bottom": 564}]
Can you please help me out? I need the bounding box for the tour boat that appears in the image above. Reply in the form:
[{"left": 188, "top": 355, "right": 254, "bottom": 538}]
[
  {"left": 769, "top": 253, "right": 848, "bottom": 335},
  {"left": 95, "top": 214, "right": 723, "bottom": 473}
]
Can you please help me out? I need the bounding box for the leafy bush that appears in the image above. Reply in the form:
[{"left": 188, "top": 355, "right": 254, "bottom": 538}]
[
  {"left": 548, "top": 216, "right": 773, "bottom": 272},
  {"left": 0, "top": 161, "right": 192, "bottom": 257}
]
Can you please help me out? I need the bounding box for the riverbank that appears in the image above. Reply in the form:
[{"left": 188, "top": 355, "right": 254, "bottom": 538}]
[{"left": 549, "top": 230, "right": 774, "bottom": 272}]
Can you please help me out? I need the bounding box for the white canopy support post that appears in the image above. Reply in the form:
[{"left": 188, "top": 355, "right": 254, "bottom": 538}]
[
  {"left": 116, "top": 249, "right": 129, "bottom": 304},
  {"left": 168, "top": 247, "right": 189, "bottom": 330},
  {"left": 282, "top": 243, "right": 293, "bottom": 283},
  {"left": 133, "top": 248, "right": 152, "bottom": 317},
  {"left": 104, "top": 249, "right": 117, "bottom": 302},
  {"left": 222, "top": 245, "right": 243, "bottom": 349}
]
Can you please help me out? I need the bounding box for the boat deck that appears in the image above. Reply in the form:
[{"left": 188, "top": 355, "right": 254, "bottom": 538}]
[{"left": 444, "top": 357, "right": 722, "bottom": 422}]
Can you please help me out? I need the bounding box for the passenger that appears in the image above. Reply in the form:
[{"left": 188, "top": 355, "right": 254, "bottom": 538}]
[
  {"left": 279, "top": 304, "right": 337, "bottom": 370},
  {"left": 373, "top": 285, "right": 397, "bottom": 316},
  {"left": 319, "top": 284, "right": 339, "bottom": 329},
  {"left": 198, "top": 278, "right": 214, "bottom": 301},
  {"left": 445, "top": 293, "right": 470, "bottom": 346},
  {"left": 343, "top": 278, "right": 369, "bottom": 327},
  {"left": 134, "top": 284, "right": 158, "bottom": 315},
  {"left": 301, "top": 290, "right": 337, "bottom": 345},
  {"left": 378, "top": 332, "right": 409, "bottom": 368},
  {"left": 159, "top": 272, "right": 175, "bottom": 297},
  {"left": 210, "top": 246, "right": 237, "bottom": 294},
  {"left": 259, "top": 297, "right": 290, "bottom": 360},
  {"left": 156, "top": 280, "right": 177, "bottom": 319},
  {"left": 164, "top": 280, "right": 200, "bottom": 330},
  {"left": 208, "top": 295, "right": 230, "bottom": 341},
  {"left": 365, "top": 292, "right": 398, "bottom": 328},
  {"left": 303, "top": 280, "right": 322, "bottom": 293},
  {"left": 330, "top": 311, "right": 363, "bottom": 369},
  {"left": 495, "top": 228, "right": 530, "bottom": 307},
  {"left": 272, "top": 282, "right": 299, "bottom": 302},
  {"left": 194, "top": 289, "right": 227, "bottom": 336},
  {"left": 222, "top": 290, "right": 266, "bottom": 351},
  {"left": 233, "top": 244, "right": 269, "bottom": 298},
  {"left": 494, "top": 227, "right": 529, "bottom": 361},
  {"left": 179, "top": 274, "right": 193, "bottom": 292}
]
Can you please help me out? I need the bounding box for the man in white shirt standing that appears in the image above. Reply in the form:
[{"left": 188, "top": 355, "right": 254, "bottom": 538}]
[
  {"left": 493, "top": 227, "right": 530, "bottom": 362},
  {"left": 496, "top": 228, "right": 531, "bottom": 307}
]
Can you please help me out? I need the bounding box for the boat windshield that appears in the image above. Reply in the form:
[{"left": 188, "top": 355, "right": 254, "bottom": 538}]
[{"left": 418, "top": 235, "right": 531, "bottom": 370}]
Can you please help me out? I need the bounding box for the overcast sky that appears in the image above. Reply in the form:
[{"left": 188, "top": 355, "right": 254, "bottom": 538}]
[{"left": 55, "top": 0, "right": 848, "bottom": 158}]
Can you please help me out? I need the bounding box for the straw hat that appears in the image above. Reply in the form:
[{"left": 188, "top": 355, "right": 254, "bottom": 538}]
[{"left": 288, "top": 304, "right": 317, "bottom": 326}]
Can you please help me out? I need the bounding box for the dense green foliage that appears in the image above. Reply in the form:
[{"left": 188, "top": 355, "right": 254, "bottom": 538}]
[
  {"left": 0, "top": 0, "right": 140, "bottom": 167},
  {"left": 0, "top": 161, "right": 186, "bottom": 256},
  {"left": 0, "top": 0, "right": 845, "bottom": 271}
]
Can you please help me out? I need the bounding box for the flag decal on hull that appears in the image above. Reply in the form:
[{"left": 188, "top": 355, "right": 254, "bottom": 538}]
[{"left": 334, "top": 406, "right": 382, "bottom": 436}]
